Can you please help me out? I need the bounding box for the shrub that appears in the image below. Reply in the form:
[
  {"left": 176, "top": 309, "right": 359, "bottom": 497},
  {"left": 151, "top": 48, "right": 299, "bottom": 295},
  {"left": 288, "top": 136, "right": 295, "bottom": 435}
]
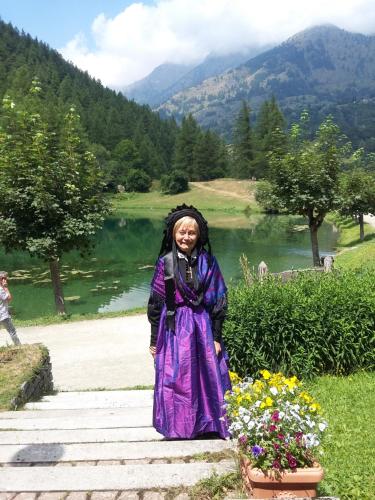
[
  {"left": 160, "top": 170, "right": 189, "bottom": 194},
  {"left": 124, "top": 169, "right": 152, "bottom": 192},
  {"left": 223, "top": 270, "right": 375, "bottom": 378},
  {"left": 255, "top": 180, "right": 284, "bottom": 213}
]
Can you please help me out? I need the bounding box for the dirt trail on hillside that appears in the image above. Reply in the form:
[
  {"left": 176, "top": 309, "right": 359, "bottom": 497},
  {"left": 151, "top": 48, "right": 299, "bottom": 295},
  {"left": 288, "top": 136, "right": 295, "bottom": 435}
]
[{"left": 191, "top": 181, "right": 254, "bottom": 202}]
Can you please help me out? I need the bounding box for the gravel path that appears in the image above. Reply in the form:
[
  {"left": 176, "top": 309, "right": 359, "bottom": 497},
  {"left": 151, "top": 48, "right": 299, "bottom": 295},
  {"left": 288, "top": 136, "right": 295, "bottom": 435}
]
[{"left": 0, "top": 314, "right": 154, "bottom": 391}]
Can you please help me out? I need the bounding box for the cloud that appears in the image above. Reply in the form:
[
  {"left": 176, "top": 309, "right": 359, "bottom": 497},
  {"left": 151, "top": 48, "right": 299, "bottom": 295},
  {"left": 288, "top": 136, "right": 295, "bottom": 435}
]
[{"left": 60, "top": 0, "right": 375, "bottom": 89}]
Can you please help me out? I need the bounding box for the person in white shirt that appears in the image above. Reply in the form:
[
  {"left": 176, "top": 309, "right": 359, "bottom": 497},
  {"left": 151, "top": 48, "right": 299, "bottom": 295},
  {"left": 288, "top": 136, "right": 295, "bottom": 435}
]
[{"left": 0, "top": 271, "right": 21, "bottom": 345}]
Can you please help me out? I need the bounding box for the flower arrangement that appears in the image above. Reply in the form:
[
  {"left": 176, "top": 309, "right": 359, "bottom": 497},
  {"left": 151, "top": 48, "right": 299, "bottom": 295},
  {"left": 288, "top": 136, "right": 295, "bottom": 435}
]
[{"left": 225, "top": 370, "right": 328, "bottom": 475}]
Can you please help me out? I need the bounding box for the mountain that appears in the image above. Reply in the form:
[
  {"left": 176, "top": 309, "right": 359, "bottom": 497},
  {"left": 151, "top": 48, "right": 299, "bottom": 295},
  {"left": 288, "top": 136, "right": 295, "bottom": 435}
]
[
  {"left": 123, "top": 47, "right": 269, "bottom": 107},
  {"left": 157, "top": 25, "right": 375, "bottom": 149},
  {"left": 123, "top": 63, "right": 195, "bottom": 106}
]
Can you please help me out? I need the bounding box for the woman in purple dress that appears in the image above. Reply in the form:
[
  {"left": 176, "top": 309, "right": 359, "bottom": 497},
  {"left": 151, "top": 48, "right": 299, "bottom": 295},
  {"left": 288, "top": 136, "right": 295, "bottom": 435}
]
[{"left": 148, "top": 205, "right": 231, "bottom": 439}]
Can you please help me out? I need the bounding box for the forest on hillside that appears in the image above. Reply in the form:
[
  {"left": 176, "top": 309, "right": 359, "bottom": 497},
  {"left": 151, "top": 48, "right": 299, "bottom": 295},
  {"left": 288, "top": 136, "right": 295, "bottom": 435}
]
[{"left": 0, "top": 20, "right": 232, "bottom": 190}]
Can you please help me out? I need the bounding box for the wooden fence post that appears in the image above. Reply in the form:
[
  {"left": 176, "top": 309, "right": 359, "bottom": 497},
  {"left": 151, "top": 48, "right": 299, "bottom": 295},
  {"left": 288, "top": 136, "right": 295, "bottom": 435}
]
[
  {"left": 258, "top": 261, "right": 268, "bottom": 281},
  {"left": 323, "top": 255, "right": 334, "bottom": 272}
]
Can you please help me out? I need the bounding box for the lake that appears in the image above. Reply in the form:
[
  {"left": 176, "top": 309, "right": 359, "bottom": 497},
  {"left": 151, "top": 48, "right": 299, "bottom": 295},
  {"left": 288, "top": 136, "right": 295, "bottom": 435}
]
[{"left": 0, "top": 213, "right": 338, "bottom": 321}]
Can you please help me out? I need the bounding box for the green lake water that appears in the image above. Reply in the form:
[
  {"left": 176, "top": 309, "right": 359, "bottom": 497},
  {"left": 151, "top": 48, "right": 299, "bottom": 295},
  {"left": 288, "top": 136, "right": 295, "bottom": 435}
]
[{"left": 0, "top": 213, "right": 338, "bottom": 321}]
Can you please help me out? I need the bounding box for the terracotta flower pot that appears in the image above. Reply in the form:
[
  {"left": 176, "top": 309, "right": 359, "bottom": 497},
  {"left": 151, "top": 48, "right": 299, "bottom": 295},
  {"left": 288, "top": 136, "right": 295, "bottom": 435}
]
[{"left": 240, "top": 456, "right": 324, "bottom": 499}]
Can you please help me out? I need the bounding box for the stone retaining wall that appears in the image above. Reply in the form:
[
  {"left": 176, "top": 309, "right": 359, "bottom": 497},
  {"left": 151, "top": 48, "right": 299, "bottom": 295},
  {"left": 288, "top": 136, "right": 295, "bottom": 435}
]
[{"left": 11, "top": 345, "right": 53, "bottom": 409}]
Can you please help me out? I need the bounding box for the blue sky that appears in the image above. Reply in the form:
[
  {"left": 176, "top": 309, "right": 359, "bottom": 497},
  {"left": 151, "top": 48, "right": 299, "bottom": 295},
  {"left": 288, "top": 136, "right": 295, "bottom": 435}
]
[
  {"left": 0, "top": 0, "right": 153, "bottom": 50},
  {"left": 1, "top": 0, "right": 374, "bottom": 89}
]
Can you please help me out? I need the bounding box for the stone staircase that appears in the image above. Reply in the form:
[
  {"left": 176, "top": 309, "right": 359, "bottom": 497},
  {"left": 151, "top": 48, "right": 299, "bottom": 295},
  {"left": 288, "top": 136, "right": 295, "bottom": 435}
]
[{"left": 0, "top": 390, "right": 236, "bottom": 499}]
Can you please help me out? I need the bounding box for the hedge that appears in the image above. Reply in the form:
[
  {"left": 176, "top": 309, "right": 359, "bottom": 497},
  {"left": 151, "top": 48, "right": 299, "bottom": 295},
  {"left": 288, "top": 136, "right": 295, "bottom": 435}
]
[{"left": 223, "top": 270, "right": 375, "bottom": 378}]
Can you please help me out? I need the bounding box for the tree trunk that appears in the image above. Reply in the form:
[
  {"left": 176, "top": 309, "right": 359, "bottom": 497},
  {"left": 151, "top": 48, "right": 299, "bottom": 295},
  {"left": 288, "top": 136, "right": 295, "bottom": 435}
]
[
  {"left": 309, "top": 221, "right": 321, "bottom": 267},
  {"left": 49, "top": 259, "right": 66, "bottom": 315},
  {"left": 358, "top": 212, "right": 365, "bottom": 241}
]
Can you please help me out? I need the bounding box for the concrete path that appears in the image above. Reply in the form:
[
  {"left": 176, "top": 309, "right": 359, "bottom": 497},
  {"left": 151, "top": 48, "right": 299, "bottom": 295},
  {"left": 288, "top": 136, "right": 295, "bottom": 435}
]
[
  {"left": 364, "top": 213, "right": 375, "bottom": 228},
  {"left": 0, "top": 390, "right": 236, "bottom": 497},
  {"left": 0, "top": 315, "right": 154, "bottom": 391}
]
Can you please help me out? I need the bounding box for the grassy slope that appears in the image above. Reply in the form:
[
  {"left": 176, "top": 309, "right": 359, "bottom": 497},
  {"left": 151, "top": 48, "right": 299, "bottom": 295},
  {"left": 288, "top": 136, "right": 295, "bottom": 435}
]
[
  {"left": 0, "top": 344, "right": 48, "bottom": 410},
  {"left": 327, "top": 213, "right": 375, "bottom": 270},
  {"left": 112, "top": 179, "right": 258, "bottom": 223}
]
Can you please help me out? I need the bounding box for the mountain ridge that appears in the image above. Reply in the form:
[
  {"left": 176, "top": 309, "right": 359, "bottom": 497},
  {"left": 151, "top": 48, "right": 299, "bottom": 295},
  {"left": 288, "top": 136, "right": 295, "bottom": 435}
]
[
  {"left": 157, "top": 24, "right": 375, "bottom": 149},
  {"left": 123, "top": 46, "right": 270, "bottom": 107}
]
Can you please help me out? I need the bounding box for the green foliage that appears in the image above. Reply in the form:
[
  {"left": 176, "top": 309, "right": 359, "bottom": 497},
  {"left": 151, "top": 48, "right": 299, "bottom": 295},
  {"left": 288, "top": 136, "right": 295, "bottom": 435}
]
[
  {"left": 338, "top": 167, "right": 375, "bottom": 239},
  {"left": 124, "top": 169, "right": 152, "bottom": 193},
  {"left": 269, "top": 113, "right": 347, "bottom": 265},
  {"left": 232, "top": 101, "right": 255, "bottom": 179},
  {"left": 173, "top": 114, "right": 200, "bottom": 178},
  {"left": 253, "top": 96, "right": 287, "bottom": 178},
  {"left": 0, "top": 84, "right": 109, "bottom": 260},
  {"left": 224, "top": 271, "right": 375, "bottom": 378},
  {"left": 254, "top": 180, "right": 284, "bottom": 213},
  {"left": 0, "top": 20, "right": 178, "bottom": 183},
  {"left": 160, "top": 170, "right": 189, "bottom": 194}
]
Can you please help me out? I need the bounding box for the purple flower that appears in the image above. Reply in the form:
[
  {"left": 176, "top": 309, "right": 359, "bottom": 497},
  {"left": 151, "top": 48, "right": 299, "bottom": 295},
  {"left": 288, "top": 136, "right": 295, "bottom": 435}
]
[
  {"left": 273, "top": 443, "right": 280, "bottom": 450},
  {"left": 271, "top": 411, "right": 280, "bottom": 422},
  {"left": 238, "top": 435, "right": 248, "bottom": 446},
  {"left": 295, "top": 432, "right": 303, "bottom": 443},
  {"left": 287, "top": 453, "right": 298, "bottom": 469},
  {"left": 251, "top": 445, "right": 264, "bottom": 457},
  {"left": 269, "top": 424, "right": 277, "bottom": 432},
  {"left": 272, "top": 459, "right": 281, "bottom": 470},
  {"left": 277, "top": 433, "right": 285, "bottom": 441}
]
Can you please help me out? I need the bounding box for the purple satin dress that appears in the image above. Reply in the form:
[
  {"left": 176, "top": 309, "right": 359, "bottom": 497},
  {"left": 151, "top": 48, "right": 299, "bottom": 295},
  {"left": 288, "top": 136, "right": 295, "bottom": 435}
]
[{"left": 150, "top": 250, "right": 231, "bottom": 439}]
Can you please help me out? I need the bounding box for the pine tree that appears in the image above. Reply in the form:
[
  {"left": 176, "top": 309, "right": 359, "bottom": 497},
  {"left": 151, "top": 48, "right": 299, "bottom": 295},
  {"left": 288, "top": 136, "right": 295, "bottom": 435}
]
[
  {"left": 173, "top": 114, "right": 200, "bottom": 180},
  {"left": 232, "top": 101, "right": 254, "bottom": 179},
  {"left": 253, "top": 96, "right": 287, "bottom": 178}
]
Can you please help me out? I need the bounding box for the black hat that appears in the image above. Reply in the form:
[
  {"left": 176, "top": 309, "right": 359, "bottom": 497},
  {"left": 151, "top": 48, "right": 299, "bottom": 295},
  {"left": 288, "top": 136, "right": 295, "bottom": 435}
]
[{"left": 158, "top": 204, "right": 211, "bottom": 256}]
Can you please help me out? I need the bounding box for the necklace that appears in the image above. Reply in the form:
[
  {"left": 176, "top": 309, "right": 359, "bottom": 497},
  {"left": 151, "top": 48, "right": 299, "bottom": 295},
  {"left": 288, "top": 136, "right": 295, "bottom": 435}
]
[{"left": 185, "top": 261, "right": 193, "bottom": 282}]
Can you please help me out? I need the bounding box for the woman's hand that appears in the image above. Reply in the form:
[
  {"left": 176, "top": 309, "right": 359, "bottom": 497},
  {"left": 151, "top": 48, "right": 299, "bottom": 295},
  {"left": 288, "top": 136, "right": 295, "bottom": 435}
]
[
  {"left": 214, "top": 341, "right": 221, "bottom": 356},
  {"left": 149, "top": 346, "right": 156, "bottom": 358}
]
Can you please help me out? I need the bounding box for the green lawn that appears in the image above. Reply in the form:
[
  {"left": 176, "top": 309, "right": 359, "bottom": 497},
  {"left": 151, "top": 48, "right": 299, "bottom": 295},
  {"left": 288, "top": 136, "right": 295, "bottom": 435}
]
[
  {"left": 111, "top": 179, "right": 256, "bottom": 214},
  {"left": 307, "top": 372, "right": 375, "bottom": 500},
  {"left": 327, "top": 213, "right": 375, "bottom": 270}
]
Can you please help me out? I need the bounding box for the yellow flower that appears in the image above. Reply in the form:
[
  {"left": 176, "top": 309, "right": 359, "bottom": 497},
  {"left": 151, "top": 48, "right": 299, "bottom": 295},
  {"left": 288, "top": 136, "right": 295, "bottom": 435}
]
[
  {"left": 229, "top": 371, "right": 242, "bottom": 384},
  {"left": 236, "top": 395, "right": 243, "bottom": 404},
  {"left": 253, "top": 380, "right": 264, "bottom": 394},
  {"left": 300, "top": 391, "right": 313, "bottom": 404},
  {"left": 260, "top": 401, "right": 266, "bottom": 409},
  {"left": 265, "top": 396, "right": 273, "bottom": 407},
  {"left": 284, "top": 376, "right": 298, "bottom": 391},
  {"left": 309, "top": 403, "right": 321, "bottom": 413},
  {"left": 260, "top": 369, "right": 271, "bottom": 380},
  {"left": 244, "top": 394, "right": 252, "bottom": 402},
  {"left": 234, "top": 387, "right": 241, "bottom": 394}
]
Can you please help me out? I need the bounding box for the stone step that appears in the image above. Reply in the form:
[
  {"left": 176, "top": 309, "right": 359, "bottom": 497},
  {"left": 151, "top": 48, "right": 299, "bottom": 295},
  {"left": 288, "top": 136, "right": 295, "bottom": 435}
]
[
  {"left": 0, "top": 439, "right": 233, "bottom": 463},
  {"left": 0, "top": 461, "right": 236, "bottom": 492},
  {"left": 24, "top": 390, "right": 154, "bottom": 410},
  {"left": 0, "top": 427, "right": 162, "bottom": 445},
  {"left": 0, "top": 406, "right": 151, "bottom": 420},
  {"left": 0, "top": 408, "right": 152, "bottom": 430}
]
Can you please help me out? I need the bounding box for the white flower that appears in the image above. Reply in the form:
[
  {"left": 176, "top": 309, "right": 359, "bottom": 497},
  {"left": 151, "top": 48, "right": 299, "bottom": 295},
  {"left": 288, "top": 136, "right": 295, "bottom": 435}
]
[
  {"left": 318, "top": 422, "right": 327, "bottom": 432},
  {"left": 270, "top": 386, "right": 278, "bottom": 396}
]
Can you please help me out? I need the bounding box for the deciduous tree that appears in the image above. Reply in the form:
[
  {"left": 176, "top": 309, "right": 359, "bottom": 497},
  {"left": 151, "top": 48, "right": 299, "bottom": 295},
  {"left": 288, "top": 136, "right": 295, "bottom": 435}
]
[
  {"left": 269, "top": 114, "right": 344, "bottom": 266},
  {"left": 339, "top": 164, "right": 375, "bottom": 240},
  {"left": 0, "top": 82, "right": 109, "bottom": 314}
]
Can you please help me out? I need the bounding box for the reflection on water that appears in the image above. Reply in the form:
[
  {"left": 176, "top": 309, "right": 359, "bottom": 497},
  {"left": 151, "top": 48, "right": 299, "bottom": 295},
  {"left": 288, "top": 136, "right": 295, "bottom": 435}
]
[{"left": 0, "top": 214, "right": 338, "bottom": 320}]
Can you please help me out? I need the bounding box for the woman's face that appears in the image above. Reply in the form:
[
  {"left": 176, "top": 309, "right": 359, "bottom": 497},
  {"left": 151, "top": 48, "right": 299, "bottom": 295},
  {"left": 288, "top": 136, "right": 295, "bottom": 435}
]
[{"left": 174, "top": 223, "right": 198, "bottom": 255}]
